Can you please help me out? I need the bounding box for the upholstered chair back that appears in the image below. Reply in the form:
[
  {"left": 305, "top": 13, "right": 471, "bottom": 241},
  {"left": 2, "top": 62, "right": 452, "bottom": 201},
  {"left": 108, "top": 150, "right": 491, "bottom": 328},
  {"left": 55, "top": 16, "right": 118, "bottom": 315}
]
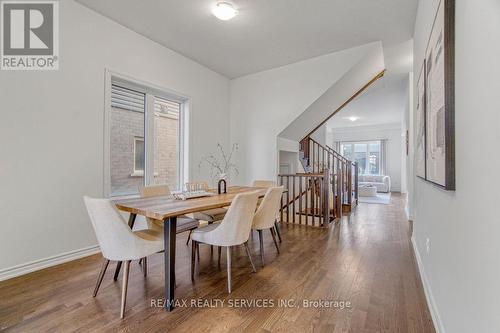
[
  {"left": 252, "top": 186, "right": 284, "bottom": 230},
  {"left": 196, "top": 191, "right": 259, "bottom": 246}
]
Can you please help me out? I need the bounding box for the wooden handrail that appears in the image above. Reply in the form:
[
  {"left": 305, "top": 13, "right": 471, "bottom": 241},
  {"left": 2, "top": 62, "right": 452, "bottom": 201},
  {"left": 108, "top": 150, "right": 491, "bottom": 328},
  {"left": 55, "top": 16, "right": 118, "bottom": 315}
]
[
  {"left": 292, "top": 71, "right": 384, "bottom": 215},
  {"left": 325, "top": 144, "right": 350, "bottom": 163},
  {"left": 301, "top": 137, "right": 354, "bottom": 168},
  {"left": 289, "top": 131, "right": 360, "bottom": 227},
  {"left": 278, "top": 172, "right": 333, "bottom": 227},
  {"left": 302, "top": 70, "right": 385, "bottom": 140},
  {"left": 298, "top": 136, "right": 358, "bottom": 209},
  {"left": 279, "top": 178, "right": 317, "bottom": 209}
]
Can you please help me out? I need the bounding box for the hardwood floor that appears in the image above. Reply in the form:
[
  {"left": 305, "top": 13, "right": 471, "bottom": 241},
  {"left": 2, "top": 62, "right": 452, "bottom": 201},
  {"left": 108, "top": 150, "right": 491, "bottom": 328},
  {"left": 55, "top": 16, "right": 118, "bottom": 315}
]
[{"left": 0, "top": 194, "right": 435, "bottom": 332}]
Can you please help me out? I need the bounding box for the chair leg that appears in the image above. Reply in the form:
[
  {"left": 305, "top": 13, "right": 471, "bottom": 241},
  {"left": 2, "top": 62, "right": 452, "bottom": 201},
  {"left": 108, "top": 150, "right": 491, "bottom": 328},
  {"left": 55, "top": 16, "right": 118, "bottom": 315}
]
[
  {"left": 114, "top": 261, "right": 122, "bottom": 281},
  {"left": 93, "top": 258, "right": 109, "bottom": 297},
  {"left": 143, "top": 257, "right": 148, "bottom": 277},
  {"left": 218, "top": 246, "right": 222, "bottom": 268},
  {"left": 186, "top": 230, "right": 193, "bottom": 246},
  {"left": 274, "top": 220, "right": 282, "bottom": 243},
  {"left": 243, "top": 242, "right": 257, "bottom": 273},
  {"left": 191, "top": 240, "right": 196, "bottom": 281},
  {"left": 270, "top": 228, "right": 280, "bottom": 254},
  {"left": 226, "top": 246, "right": 232, "bottom": 293},
  {"left": 196, "top": 242, "right": 200, "bottom": 262},
  {"left": 258, "top": 230, "right": 264, "bottom": 267},
  {"left": 120, "top": 261, "right": 131, "bottom": 319}
]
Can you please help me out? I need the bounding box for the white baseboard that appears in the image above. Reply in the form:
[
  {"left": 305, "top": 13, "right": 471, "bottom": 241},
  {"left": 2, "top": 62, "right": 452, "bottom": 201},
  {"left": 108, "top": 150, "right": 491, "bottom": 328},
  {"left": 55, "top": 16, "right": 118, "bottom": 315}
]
[
  {"left": 0, "top": 245, "right": 100, "bottom": 282},
  {"left": 411, "top": 236, "right": 445, "bottom": 333}
]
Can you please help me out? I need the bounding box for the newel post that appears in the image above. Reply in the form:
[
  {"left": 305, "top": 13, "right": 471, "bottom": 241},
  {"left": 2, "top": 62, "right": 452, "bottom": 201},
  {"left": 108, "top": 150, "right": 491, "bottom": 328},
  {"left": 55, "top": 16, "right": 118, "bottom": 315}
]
[
  {"left": 322, "top": 168, "right": 330, "bottom": 227},
  {"left": 347, "top": 162, "right": 353, "bottom": 205},
  {"left": 336, "top": 160, "right": 343, "bottom": 219},
  {"left": 354, "top": 162, "right": 359, "bottom": 205}
]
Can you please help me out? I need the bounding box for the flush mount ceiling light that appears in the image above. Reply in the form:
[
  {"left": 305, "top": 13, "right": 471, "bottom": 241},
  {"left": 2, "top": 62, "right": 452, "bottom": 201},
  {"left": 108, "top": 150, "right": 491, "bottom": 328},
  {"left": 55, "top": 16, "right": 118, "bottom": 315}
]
[
  {"left": 212, "top": 2, "right": 238, "bottom": 21},
  {"left": 348, "top": 116, "right": 359, "bottom": 122}
]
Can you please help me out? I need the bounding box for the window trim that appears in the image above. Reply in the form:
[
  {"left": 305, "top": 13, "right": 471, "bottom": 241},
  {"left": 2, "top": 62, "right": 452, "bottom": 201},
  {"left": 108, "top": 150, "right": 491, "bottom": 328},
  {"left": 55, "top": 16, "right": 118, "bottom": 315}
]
[
  {"left": 131, "top": 136, "right": 145, "bottom": 176},
  {"left": 104, "top": 69, "right": 190, "bottom": 198}
]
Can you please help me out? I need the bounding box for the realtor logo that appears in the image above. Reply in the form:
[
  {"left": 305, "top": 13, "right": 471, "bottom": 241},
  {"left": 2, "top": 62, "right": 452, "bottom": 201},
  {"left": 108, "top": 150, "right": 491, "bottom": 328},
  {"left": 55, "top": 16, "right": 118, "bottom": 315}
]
[{"left": 1, "top": 1, "right": 59, "bottom": 70}]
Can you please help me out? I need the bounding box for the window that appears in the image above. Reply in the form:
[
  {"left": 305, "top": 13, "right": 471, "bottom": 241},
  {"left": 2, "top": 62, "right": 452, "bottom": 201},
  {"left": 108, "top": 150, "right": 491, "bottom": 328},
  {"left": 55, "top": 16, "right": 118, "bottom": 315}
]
[
  {"left": 107, "top": 79, "right": 186, "bottom": 197},
  {"left": 341, "top": 144, "right": 353, "bottom": 161},
  {"left": 340, "top": 141, "right": 384, "bottom": 175},
  {"left": 153, "top": 96, "right": 181, "bottom": 190},
  {"left": 109, "top": 84, "right": 145, "bottom": 196},
  {"left": 353, "top": 143, "right": 367, "bottom": 174},
  {"left": 368, "top": 142, "right": 381, "bottom": 175},
  {"left": 133, "top": 137, "right": 145, "bottom": 174}
]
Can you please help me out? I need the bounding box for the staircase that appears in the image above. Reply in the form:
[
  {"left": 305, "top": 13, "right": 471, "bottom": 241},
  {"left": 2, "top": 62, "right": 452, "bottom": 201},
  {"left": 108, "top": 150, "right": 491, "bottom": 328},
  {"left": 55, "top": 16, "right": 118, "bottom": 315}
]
[
  {"left": 278, "top": 136, "right": 358, "bottom": 227},
  {"left": 276, "top": 62, "right": 386, "bottom": 228}
]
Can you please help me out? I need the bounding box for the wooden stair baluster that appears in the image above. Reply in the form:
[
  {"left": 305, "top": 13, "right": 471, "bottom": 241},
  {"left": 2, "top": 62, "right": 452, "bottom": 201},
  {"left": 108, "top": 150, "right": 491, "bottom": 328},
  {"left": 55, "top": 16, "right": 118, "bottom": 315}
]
[{"left": 278, "top": 136, "right": 356, "bottom": 226}]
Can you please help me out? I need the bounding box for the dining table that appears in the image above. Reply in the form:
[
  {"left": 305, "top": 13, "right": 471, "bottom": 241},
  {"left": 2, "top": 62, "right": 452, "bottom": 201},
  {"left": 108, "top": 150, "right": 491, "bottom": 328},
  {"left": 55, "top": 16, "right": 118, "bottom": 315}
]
[{"left": 113, "top": 186, "right": 269, "bottom": 311}]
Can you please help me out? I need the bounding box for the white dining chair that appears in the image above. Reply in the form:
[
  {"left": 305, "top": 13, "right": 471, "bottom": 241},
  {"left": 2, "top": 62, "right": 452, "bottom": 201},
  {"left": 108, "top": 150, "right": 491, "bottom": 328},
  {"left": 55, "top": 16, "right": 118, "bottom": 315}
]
[
  {"left": 139, "top": 184, "right": 200, "bottom": 245},
  {"left": 252, "top": 180, "right": 276, "bottom": 188},
  {"left": 187, "top": 181, "right": 228, "bottom": 223},
  {"left": 84, "top": 196, "right": 164, "bottom": 319},
  {"left": 251, "top": 186, "right": 284, "bottom": 266},
  {"left": 252, "top": 180, "right": 282, "bottom": 243},
  {"left": 190, "top": 191, "right": 259, "bottom": 293},
  {"left": 252, "top": 179, "right": 275, "bottom": 209}
]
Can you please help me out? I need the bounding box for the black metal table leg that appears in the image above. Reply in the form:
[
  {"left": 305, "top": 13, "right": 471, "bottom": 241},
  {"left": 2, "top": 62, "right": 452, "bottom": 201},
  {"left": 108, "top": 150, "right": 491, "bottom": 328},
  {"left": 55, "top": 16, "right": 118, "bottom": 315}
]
[
  {"left": 164, "top": 216, "right": 176, "bottom": 311},
  {"left": 114, "top": 213, "right": 136, "bottom": 280}
]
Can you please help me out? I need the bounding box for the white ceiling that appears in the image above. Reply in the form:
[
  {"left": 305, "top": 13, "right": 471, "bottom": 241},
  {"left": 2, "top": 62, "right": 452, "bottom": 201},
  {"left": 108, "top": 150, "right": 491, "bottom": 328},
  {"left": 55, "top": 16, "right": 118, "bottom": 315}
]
[
  {"left": 327, "top": 73, "right": 408, "bottom": 129},
  {"left": 76, "top": 0, "right": 418, "bottom": 78}
]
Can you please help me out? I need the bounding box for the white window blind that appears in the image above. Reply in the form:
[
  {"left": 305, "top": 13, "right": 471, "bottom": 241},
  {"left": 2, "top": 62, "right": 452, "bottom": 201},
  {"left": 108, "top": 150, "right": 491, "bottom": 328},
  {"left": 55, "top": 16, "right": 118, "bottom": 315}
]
[
  {"left": 155, "top": 97, "right": 181, "bottom": 119},
  {"left": 111, "top": 84, "right": 145, "bottom": 112},
  {"left": 154, "top": 96, "right": 180, "bottom": 119}
]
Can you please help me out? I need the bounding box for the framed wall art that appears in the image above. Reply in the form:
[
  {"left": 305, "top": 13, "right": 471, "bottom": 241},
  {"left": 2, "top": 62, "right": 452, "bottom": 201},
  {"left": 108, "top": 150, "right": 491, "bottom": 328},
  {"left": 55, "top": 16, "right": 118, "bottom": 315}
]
[
  {"left": 416, "top": 61, "right": 426, "bottom": 179},
  {"left": 422, "top": 0, "right": 455, "bottom": 190}
]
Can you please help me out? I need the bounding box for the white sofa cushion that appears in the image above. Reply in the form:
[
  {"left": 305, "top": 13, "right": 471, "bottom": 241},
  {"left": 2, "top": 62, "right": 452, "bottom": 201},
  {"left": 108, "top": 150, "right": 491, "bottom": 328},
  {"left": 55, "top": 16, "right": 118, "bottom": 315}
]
[{"left": 358, "top": 174, "right": 391, "bottom": 193}]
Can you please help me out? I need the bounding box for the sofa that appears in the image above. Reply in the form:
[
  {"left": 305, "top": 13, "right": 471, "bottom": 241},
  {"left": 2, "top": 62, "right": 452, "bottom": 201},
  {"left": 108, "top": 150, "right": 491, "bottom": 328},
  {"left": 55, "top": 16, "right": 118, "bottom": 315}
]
[{"left": 358, "top": 174, "right": 391, "bottom": 193}]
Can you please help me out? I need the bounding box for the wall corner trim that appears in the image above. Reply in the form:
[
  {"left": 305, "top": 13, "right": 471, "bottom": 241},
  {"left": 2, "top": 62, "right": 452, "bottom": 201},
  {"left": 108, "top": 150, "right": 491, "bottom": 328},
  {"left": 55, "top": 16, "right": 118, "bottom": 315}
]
[
  {"left": 411, "top": 236, "right": 445, "bottom": 333},
  {"left": 0, "top": 245, "right": 100, "bottom": 282}
]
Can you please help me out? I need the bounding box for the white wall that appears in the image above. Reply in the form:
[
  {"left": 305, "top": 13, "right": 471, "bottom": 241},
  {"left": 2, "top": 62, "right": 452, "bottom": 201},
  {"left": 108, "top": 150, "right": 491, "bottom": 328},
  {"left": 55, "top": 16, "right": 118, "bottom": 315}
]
[
  {"left": 412, "top": 1, "right": 500, "bottom": 332},
  {"left": 230, "top": 42, "right": 381, "bottom": 185},
  {"left": 279, "top": 43, "right": 385, "bottom": 141},
  {"left": 0, "top": 0, "right": 230, "bottom": 277},
  {"left": 276, "top": 137, "right": 304, "bottom": 175},
  {"left": 331, "top": 123, "right": 403, "bottom": 192},
  {"left": 326, "top": 74, "right": 408, "bottom": 129},
  {"left": 278, "top": 151, "right": 300, "bottom": 175},
  {"left": 310, "top": 123, "right": 327, "bottom": 146},
  {"left": 277, "top": 137, "right": 299, "bottom": 153}
]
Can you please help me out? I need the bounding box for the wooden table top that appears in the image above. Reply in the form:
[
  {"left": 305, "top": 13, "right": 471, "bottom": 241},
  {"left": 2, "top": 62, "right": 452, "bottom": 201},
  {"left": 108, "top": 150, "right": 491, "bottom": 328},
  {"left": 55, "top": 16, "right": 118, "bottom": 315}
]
[{"left": 114, "top": 186, "right": 268, "bottom": 221}]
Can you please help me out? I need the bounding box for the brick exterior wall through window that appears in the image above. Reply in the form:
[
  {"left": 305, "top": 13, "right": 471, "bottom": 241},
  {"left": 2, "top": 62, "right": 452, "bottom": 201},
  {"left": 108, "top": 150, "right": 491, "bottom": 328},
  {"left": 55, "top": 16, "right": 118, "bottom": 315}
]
[{"left": 110, "top": 107, "right": 179, "bottom": 196}]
